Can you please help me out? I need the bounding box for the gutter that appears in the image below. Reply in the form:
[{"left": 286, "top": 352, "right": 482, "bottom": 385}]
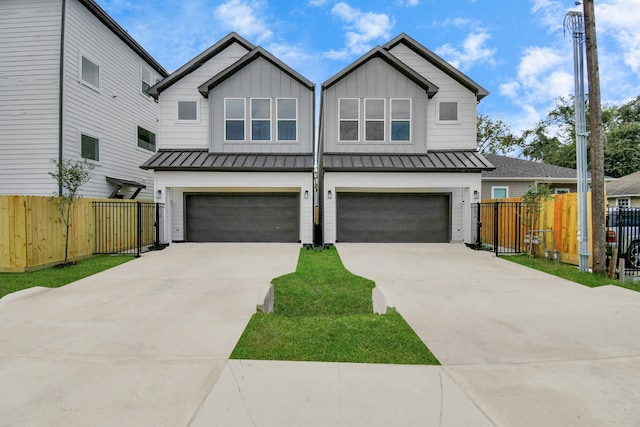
[{"left": 58, "top": 0, "right": 67, "bottom": 195}]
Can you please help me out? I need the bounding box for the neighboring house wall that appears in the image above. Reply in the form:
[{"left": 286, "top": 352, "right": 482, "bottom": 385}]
[
  {"left": 481, "top": 181, "right": 578, "bottom": 200},
  {"left": 158, "top": 42, "right": 249, "bottom": 150},
  {"left": 0, "top": 0, "right": 62, "bottom": 195}
]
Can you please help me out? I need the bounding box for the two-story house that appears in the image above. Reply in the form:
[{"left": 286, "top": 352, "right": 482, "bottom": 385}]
[
  {"left": 141, "top": 33, "right": 315, "bottom": 244},
  {"left": 0, "top": 0, "right": 167, "bottom": 199},
  {"left": 319, "top": 33, "right": 494, "bottom": 244}
]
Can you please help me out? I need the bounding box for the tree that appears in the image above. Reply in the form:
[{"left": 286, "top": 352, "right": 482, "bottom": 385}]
[
  {"left": 49, "top": 159, "right": 94, "bottom": 265},
  {"left": 521, "top": 183, "right": 554, "bottom": 258},
  {"left": 476, "top": 113, "right": 522, "bottom": 154}
]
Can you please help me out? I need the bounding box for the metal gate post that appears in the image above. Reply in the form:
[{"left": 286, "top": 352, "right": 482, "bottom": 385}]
[
  {"left": 494, "top": 202, "right": 499, "bottom": 256},
  {"left": 475, "top": 203, "right": 482, "bottom": 248},
  {"left": 136, "top": 201, "right": 142, "bottom": 257},
  {"left": 155, "top": 202, "right": 160, "bottom": 248}
]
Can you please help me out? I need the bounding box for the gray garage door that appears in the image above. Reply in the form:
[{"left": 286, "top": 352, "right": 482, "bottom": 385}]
[
  {"left": 185, "top": 193, "right": 299, "bottom": 242},
  {"left": 336, "top": 192, "right": 450, "bottom": 243}
]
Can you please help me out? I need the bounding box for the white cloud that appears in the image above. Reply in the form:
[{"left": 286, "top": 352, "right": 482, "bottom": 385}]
[
  {"left": 435, "top": 32, "right": 497, "bottom": 71},
  {"left": 214, "top": 0, "right": 273, "bottom": 44},
  {"left": 308, "top": 0, "right": 329, "bottom": 5},
  {"left": 597, "top": 0, "right": 640, "bottom": 75},
  {"left": 324, "top": 2, "right": 393, "bottom": 60},
  {"left": 531, "top": 0, "right": 568, "bottom": 33},
  {"left": 397, "top": 0, "right": 419, "bottom": 6}
]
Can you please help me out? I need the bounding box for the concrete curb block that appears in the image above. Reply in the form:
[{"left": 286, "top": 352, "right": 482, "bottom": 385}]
[
  {"left": 372, "top": 286, "right": 393, "bottom": 314},
  {"left": 256, "top": 284, "right": 274, "bottom": 313},
  {"left": 0, "top": 286, "right": 52, "bottom": 305}
]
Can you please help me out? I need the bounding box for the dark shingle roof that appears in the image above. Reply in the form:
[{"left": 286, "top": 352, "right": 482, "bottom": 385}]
[
  {"left": 606, "top": 171, "right": 640, "bottom": 196},
  {"left": 141, "top": 150, "right": 313, "bottom": 172},
  {"left": 323, "top": 151, "right": 494, "bottom": 172},
  {"left": 481, "top": 154, "right": 581, "bottom": 179}
]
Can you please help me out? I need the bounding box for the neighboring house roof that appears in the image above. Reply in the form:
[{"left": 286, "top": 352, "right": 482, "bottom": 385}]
[
  {"left": 198, "top": 46, "right": 315, "bottom": 97},
  {"left": 323, "top": 151, "right": 494, "bottom": 172},
  {"left": 321, "top": 46, "right": 439, "bottom": 98},
  {"left": 141, "top": 150, "right": 314, "bottom": 172},
  {"left": 384, "top": 33, "right": 489, "bottom": 101},
  {"left": 79, "top": 0, "right": 167, "bottom": 77},
  {"left": 481, "top": 154, "right": 584, "bottom": 181},
  {"left": 606, "top": 171, "right": 640, "bottom": 197},
  {"left": 148, "top": 32, "right": 255, "bottom": 99}
]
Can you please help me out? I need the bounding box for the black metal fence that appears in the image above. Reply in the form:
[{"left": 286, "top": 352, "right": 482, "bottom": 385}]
[
  {"left": 93, "top": 201, "right": 165, "bottom": 257},
  {"left": 472, "top": 201, "right": 525, "bottom": 255},
  {"left": 607, "top": 207, "right": 640, "bottom": 277}
]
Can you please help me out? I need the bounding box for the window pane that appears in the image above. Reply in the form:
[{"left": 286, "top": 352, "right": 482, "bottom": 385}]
[
  {"left": 81, "top": 56, "right": 99, "bottom": 88},
  {"left": 252, "top": 120, "right": 270, "bottom": 140},
  {"left": 137, "top": 127, "right": 156, "bottom": 151},
  {"left": 340, "top": 121, "right": 358, "bottom": 141},
  {"left": 278, "top": 120, "right": 296, "bottom": 140},
  {"left": 366, "top": 99, "right": 384, "bottom": 120},
  {"left": 225, "top": 99, "right": 244, "bottom": 119},
  {"left": 178, "top": 101, "right": 197, "bottom": 120},
  {"left": 493, "top": 188, "right": 507, "bottom": 199},
  {"left": 391, "top": 99, "right": 410, "bottom": 119},
  {"left": 391, "top": 121, "right": 410, "bottom": 141},
  {"left": 252, "top": 99, "right": 270, "bottom": 120},
  {"left": 340, "top": 99, "right": 358, "bottom": 119},
  {"left": 141, "top": 67, "right": 153, "bottom": 94},
  {"left": 278, "top": 99, "right": 296, "bottom": 119},
  {"left": 226, "top": 121, "right": 244, "bottom": 140},
  {"left": 366, "top": 121, "right": 384, "bottom": 141},
  {"left": 439, "top": 102, "right": 458, "bottom": 121},
  {"left": 81, "top": 134, "right": 99, "bottom": 161}
]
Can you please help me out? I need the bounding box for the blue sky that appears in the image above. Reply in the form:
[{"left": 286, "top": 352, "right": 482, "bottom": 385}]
[{"left": 97, "top": 0, "right": 640, "bottom": 135}]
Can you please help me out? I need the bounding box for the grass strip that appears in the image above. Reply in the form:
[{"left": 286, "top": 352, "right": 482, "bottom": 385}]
[
  {"left": 502, "top": 254, "right": 639, "bottom": 292},
  {"left": 231, "top": 246, "right": 439, "bottom": 365},
  {"left": 0, "top": 255, "right": 135, "bottom": 298}
]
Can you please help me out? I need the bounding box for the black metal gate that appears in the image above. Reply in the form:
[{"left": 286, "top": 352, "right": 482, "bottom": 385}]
[
  {"left": 607, "top": 207, "right": 640, "bottom": 276},
  {"left": 93, "top": 201, "right": 165, "bottom": 256},
  {"left": 472, "top": 201, "right": 525, "bottom": 255}
]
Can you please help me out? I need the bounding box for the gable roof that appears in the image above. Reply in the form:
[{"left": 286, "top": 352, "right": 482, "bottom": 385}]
[
  {"left": 384, "top": 33, "right": 489, "bottom": 101},
  {"left": 482, "top": 154, "right": 582, "bottom": 180},
  {"left": 322, "top": 46, "right": 439, "bottom": 98},
  {"left": 198, "top": 46, "right": 315, "bottom": 98},
  {"left": 606, "top": 171, "right": 640, "bottom": 197},
  {"left": 79, "top": 0, "right": 167, "bottom": 78},
  {"left": 147, "top": 32, "right": 255, "bottom": 99}
]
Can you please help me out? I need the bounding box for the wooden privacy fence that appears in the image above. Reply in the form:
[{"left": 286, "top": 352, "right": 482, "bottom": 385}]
[
  {"left": 475, "top": 193, "right": 594, "bottom": 265},
  {"left": 0, "top": 196, "right": 159, "bottom": 272}
]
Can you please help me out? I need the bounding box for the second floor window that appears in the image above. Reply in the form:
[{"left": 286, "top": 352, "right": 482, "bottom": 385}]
[
  {"left": 225, "top": 98, "right": 245, "bottom": 141},
  {"left": 365, "top": 99, "right": 385, "bottom": 141},
  {"left": 277, "top": 98, "right": 297, "bottom": 141},
  {"left": 81, "top": 134, "right": 99, "bottom": 161},
  {"left": 137, "top": 127, "right": 156, "bottom": 151},
  {"left": 391, "top": 99, "right": 411, "bottom": 141},
  {"left": 141, "top": 65, "right": 159, "bottom": 95},
  {"left": 178, "top": 101, "right": 198, "bottom": 121},
  {"left": 439, "top": 101, "right": 458, "bottom": 121},
  {"left": 251, "top": 99, "right": 271, "bottom": 141},
  {"left": 339, "top": 98, "right": 359, "bottom": 141},
  {"left": 81, "top": 56, "right": 100, "bottom": 89}
]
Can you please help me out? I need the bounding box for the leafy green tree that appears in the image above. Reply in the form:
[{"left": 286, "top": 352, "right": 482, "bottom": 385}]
[
  {"left": 476, "top": 113, "right": 522, "bottom": 154},
  {"left": 521, "top": 183, "right": 553, "bottom": 257},
  {"left": 49, "top": 159, "right": 94, "bottom": 265}
]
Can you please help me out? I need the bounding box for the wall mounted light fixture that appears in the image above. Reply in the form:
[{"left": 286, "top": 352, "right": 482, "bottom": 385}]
[
  {"left": 473, "top": 190, "right": 479, "bottom": 200},
  {"left": 328, "top": 190, "right": 332, "bottom": 199},
  {"left": 304, "top": 190, "right": 309, "bottom": 199}
]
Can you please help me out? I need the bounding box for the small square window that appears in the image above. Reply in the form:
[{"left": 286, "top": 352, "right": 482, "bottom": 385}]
[
  {"left": 81, "top": 134, "right": 99, "bottom": 161},
  {"left": 439, "top": 102, "right": 458, "bottom": 121},
  {"left": 492, "top": 186, "right": 508, "bottom": 199},
  {"left": 178, "top": 101, "right": 198, "bottom": 121},
  {"left": 137, "top": 127, "right": 156, "bottom": 151},
  {"left": 81, "top": 56, "right": 99, "bottom": 89},
  {"left": 618, "top": 198, "right": 630, "bottom": 208}
]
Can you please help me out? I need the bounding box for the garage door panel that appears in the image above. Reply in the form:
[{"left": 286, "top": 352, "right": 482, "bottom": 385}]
[
  {"left": 186, "top": 193, "right": 299, "bottom": 242},
  {"left": 336, "top": 193, "right": 450, "bottom": 243}
]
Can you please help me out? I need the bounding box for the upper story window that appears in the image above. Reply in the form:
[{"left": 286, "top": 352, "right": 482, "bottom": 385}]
[
  {"left": 391, "top": 99, "right": 411, "bottom": 141},
  {"left": 438, "top": 101, "right": 458, "bottom": 122},
  {"left": 177, "top": 101, "right": 198, "bottom": 121},
  {"left": 225, "top": 98, "right": 245, "bottom": 141},
  {"left": 137, "top": 126, "right": 156, "bottom": 152},
  {"left": 141, "top": 65, "right": 159, "bottom": 95},
  {"left": 277, "top": 98, "right": 297, "bottom": 141},
  {"left": 81, "top": 55, "right": 100, "bottom": 90},
  {"left": 365, "top": 99, "right": 385, "bottom": 141},
  {"left": 251, "top": 98, "right": 271, "bottom": 141},
  {"left": 339, "top": 98, "right": 359, "bottom": 141},
  {"left": 81, "top": 134, "right": 99, "bottom": 161}
]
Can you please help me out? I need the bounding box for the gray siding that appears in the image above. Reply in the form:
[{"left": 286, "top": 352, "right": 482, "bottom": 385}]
[
  {"left": 210, "top": 57, "right": 314, "bottom": 154},
  {"left": 322, "top": 58, "right": 428, "bottom": 154},
  {"left": 0, "top": 0, "right": 62, "bottom": 195},
  {"left": 481, "top": 180, "right": 578, "bottom": 200}
]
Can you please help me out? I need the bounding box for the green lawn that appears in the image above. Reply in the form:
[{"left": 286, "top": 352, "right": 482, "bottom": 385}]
[
  {"left": 230, "top": 246, "right": 439, "bottom": 365},
  {"left": 0, "top": 255, "right": 135, "bottom": 298},
  {"left": 502, "top": 254, "right": 640, "bottom": 292}
]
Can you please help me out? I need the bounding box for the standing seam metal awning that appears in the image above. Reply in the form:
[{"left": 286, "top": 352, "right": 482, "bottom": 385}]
[
  {"left": 323, "top": 151, "right": 494, "bottom": 172},
  {"left": 141, "top": 150, "right": 314, "bottom": 171}
]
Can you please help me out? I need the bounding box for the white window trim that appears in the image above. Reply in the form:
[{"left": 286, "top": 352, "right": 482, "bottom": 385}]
[
  {"left": 364, "top": 98, "right": 385, "bottom": 142},
  {"left": 276, "top": 98, "right": 298, "bottom": 142},
  {"left": 79, "top": 131, "right": 100, "bottom": 164},
  {"left": 176, "top": 99, "right": 200, "bottom": 123},
  {"left": 554, "top": 188, "right": 570, "bottom": 194},
  {"left": 491, "top": 186, "right": 509, "bottom": 199},
  {"left": 437, "top": 100, "right": 460, "bottom": 124},
  {"left": 338, "top": 98, "right": 360, "bottom": 142},
  {"left": 224, "top": 97, "right": 246, "bottom": 142},
  {"left": 250, "top": 98, "right": 272, "bottom": 142},
  {"left": 617, "top": 198, "right": 631, "bottom": 208},
  {"left": 391, "top": 98, "right": 412, "bottom": 142},
  {"left": 78, "top": 52, "right": 100, "bottom": 92},
  {"left": 136, "top": 125, "right": 156, "bottom": 152}
]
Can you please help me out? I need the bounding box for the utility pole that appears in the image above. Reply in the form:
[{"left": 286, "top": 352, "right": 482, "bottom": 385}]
[{"left": 582, "top": 0, "right": 606, "bottom": 275}]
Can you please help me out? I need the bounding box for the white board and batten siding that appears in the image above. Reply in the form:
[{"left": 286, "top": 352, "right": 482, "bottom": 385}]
[
  {"left": 62, "top": 0, "right": 161, "bottom": 199},
  {"left": 210, "top": 56, "right": 315, "bottom": 154},
  {"left": 0, "top": 0, "right": 62, "bottom": 195},
  {"left": 158, "top": 42, "right": 250, "bottom": 150},
  {"left": 388, "top": 43, "right": 478, "bottom": 151}
]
